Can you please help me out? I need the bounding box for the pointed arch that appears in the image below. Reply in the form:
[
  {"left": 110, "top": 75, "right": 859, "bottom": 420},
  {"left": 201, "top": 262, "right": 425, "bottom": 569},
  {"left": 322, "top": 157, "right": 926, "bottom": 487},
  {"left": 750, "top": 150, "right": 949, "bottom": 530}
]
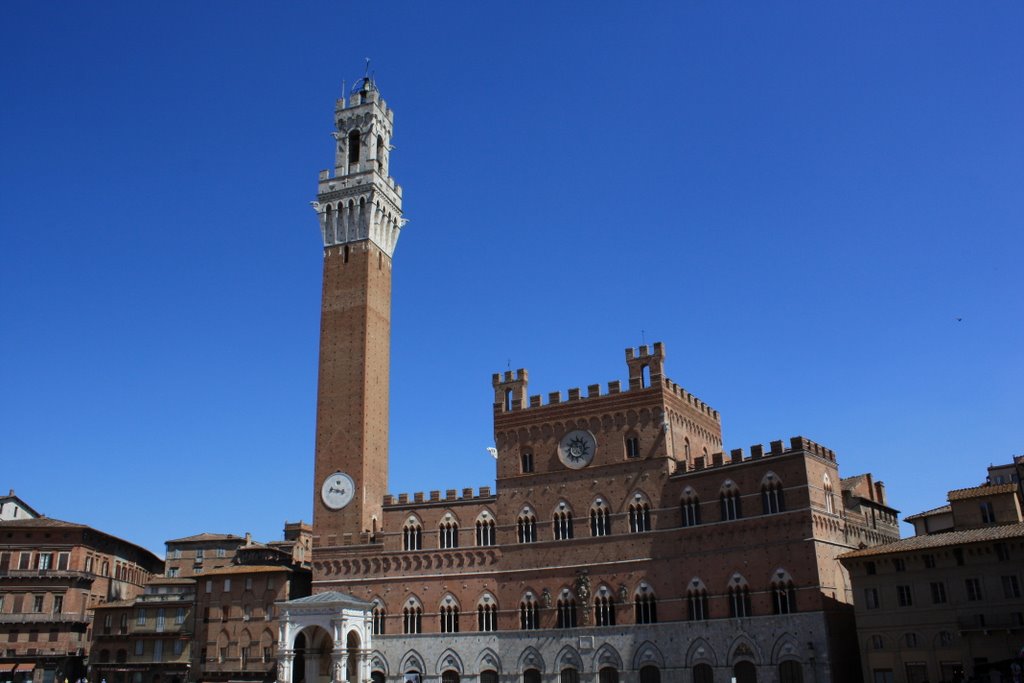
[
  {"left": 436, "top": 649, "right": 464, "bottom": 676},
  {"left": 403, "top": 514, "right": 423, "bottom": 551},
  {"left": 554, "top": 644, "right": 582, "bottom": 672},
  {"left": 761, "top": 471, "right": 785, "bottom": 514},
  {"left": 400, "top": 650, "right": 426, "bottom": 675},
  {"left": 590, "top": 497, "right": 611, "bottom": 537},
  {"left": 685, "top": 638, "right": 718, "bottom": 667},
  {"left": 475, "top": 648, "right": 502, "bottom": 674},
  {"left": 633, "top": 582, "right": 658, "bottom": 624},
  {"left": 475, "top": 509, "right": 496, "bottom": 546},
  {"left": 517, "top": 646, "right": 545, "bottom": 673},
  {"left": 631, "top": 641, "right": 665, "bottom": 670},
  {"left": 476, "top": 592, "right": 498, "bottom": 632},
  {"left": 439, "top": 593, "right": 460, "bottom": 633},
  {"left": 770, "top": 635, "right": 802, "bottom": 665},
  {"left": 593, "top": 583, "right": 616, "bottom": 626},
  {"left": 629, "top": 492, "right": 652, "bottom": 533},
  {"left": 680, "top": 486, "right": 701, "bottom": 527},
  {"left": 592, "top": 644, "right": 623, "bottom": 671},
  {"left": 769, "top": 569, "right": 797, "bottom": 615},
  {"left": 517, "top": 505, "right": 538, "bottom": 543},
  {"left": 720, "top": 480, "right": 742, "bottom": 520},
  {"left": 727, "top": 573, "right": 752, "bottom": 618},
  {"left": 370, "top": 651, "right": 390, "bottom": 677},
  {"left": 553, "top": 500, "right": 575, "bottom": 540},
  {"left": 727, "top": 634, "right": 762, "bottom": 664},
  {"left": 439, "top": 511, "right": 460, "bottom": 549}
]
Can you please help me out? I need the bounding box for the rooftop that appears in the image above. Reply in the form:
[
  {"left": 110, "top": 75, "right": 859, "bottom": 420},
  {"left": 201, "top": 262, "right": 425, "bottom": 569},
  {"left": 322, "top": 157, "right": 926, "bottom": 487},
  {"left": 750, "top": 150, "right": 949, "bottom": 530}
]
[
  {"left": 166, "top": 532, "right": 245, "bottom": 544},
  {"left": 839, "top": 522, "right": 1024, "bottom": 560},
  {"left": 904, "top": 504, "right": 952, "bottom": 521},
  {"left": 199, "top": 564, "right": 294, "bottom": 576},
  {"left": 948, "top": 482, "right": 1018, "bottom": 501}
]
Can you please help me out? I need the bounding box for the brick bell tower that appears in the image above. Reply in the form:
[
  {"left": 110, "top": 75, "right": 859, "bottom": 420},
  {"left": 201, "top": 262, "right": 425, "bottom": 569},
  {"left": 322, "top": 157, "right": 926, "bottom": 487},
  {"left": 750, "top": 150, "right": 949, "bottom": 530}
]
[{"left": 311, "top": 76, "right": 403, "bottom": 546}]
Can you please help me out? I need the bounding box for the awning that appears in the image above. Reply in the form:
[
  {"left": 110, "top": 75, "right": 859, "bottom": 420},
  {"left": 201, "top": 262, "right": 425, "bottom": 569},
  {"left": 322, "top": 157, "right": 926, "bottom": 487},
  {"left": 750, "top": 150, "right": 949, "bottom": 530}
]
[
  {"left": 0, "top": 664, "right": 15, "bottom": 672},
  {"left": 14, "top": 663, "right": 36, "bottom": 672}
]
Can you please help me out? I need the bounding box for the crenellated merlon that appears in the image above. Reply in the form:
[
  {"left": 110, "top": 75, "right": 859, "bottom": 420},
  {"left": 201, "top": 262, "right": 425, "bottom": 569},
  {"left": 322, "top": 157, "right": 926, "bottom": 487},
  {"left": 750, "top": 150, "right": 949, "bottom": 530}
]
[
  {"left": 680, "top": 435, "right": 837, "bottom": 474},
  {"left": 490, "top": 342, "right": 720, "bottom": 421},
  {"left": 383, "top": 486, "right": 495, "bottom": 508}
]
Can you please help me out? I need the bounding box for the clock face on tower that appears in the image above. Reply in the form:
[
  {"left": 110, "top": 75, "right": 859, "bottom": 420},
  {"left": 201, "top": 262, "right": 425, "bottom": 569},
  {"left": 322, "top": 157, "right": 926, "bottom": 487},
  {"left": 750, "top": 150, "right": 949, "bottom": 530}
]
[
  {"left": 320, "top": 472, "right": 356, "bottom": 510},
  {"left": 558, "top": 430, "right": 597, "bottom": 469}
]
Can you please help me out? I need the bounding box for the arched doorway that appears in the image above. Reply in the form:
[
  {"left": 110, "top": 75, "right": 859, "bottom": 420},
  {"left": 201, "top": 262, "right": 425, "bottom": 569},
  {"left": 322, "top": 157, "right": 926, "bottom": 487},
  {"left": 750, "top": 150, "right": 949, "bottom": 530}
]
[
  {"left": 778, "top": 661, "right": 802, "bottom": 683},
  {"left": 693, "top": 664, "right": 713, "bottom": 683},
  {"left": 733, "top": 662, "right": 756, "bottom": 683},
  {"left": 442, "top": 672, "right": 460, "bottom": 683},
  {"left": 293, "top": 625, "right": 334, "bottom": 683},
  {"left": 524, "top": 669, "right": 541, "bottom": 683},
  {"left": 599, "top": 667, "right": 619, "bottom": 683},
  {"left": 347, "top": 631, "right": 361, "bottom": 683},
  {"left": 640, "top": 667, "right": 661, "bottom": 683},
  {"left": 481, "top": 671, "right": 499, "bottom": 683}
]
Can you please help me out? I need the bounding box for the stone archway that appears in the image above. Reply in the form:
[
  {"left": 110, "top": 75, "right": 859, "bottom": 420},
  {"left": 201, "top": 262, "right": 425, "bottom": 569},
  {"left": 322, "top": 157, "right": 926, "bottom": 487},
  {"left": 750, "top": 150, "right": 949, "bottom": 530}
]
[{"left": 277, "top": 591, "right": 375, "bottom": 683}]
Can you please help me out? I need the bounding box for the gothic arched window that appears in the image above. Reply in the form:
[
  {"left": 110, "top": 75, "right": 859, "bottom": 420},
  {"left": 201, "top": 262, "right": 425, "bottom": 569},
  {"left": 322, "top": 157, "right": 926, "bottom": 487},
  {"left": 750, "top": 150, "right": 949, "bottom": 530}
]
[{"left": 590, "top": 500, "right": 611, "bottom": 537}]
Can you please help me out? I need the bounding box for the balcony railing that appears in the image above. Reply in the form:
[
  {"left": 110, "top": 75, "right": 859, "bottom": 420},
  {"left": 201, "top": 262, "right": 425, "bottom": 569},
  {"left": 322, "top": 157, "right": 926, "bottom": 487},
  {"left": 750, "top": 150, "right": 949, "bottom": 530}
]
[
  {"left": 0, "top": 569, "right": 95, "bottom": 581},
  {"left": 958, "top": 614, "right": 1023, "bottom": 631},
  {"left": 0, "top": 613, "right": 92, "bottom": 624}
]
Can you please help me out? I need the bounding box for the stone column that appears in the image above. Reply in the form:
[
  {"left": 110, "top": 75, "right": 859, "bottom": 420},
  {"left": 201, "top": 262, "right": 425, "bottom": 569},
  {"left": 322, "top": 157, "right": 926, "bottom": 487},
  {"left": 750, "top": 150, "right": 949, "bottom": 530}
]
[
  {"left": 332, "top": 649, "right": 347, "bottom": 683},
  {"left": 277, "top": 650, "right": 294, "bottom": 683}
]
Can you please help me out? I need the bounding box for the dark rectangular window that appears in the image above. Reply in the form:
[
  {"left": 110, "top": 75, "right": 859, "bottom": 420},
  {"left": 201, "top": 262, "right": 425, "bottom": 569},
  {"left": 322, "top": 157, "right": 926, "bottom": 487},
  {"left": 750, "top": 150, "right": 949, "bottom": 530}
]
[
  {"left": 1002, "top": 575, "right": 1020, "bottom": 599},
  {"left": 930, "top": 582, "right": 947, "bottom": 604},
  {"left": 923, "top": 554, "right": 935, "bottom": 569},
  {"left": 865, "top": 588, "right": 879, "bottom": 609},
  {"left": 965, "top": 578, "right": 983, "bottom": 601},
  {"left": 897, "top": 585, "right": 913, "bottom": 607}
]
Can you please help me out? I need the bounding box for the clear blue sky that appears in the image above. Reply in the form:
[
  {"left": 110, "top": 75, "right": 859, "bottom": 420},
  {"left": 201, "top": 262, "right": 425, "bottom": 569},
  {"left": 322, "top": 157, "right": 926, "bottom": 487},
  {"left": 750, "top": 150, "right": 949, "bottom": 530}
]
[{"left": 2, "top": 2, "right": 1021, "bottom": 555}]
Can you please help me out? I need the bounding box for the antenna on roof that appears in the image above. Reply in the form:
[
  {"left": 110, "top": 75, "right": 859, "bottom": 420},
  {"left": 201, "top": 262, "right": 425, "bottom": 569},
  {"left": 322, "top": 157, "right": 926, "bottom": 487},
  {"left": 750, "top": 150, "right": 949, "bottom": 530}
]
[{"left": 641, "top": 329, "right": 646, "bottom": 346}]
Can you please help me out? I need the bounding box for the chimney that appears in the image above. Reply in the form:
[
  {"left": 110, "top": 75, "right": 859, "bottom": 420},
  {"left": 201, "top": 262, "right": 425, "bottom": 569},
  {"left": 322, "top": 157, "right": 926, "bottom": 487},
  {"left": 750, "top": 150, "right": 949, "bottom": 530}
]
[{"left": 245, "top": 532, "right": 252, "bottom": 546}]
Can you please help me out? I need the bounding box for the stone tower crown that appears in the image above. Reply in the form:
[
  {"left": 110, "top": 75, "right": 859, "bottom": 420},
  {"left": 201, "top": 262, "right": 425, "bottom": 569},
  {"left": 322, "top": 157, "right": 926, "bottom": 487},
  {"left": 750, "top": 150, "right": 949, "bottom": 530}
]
[{"left": 314, "top": 76, "right": 404, "bottom": 257}]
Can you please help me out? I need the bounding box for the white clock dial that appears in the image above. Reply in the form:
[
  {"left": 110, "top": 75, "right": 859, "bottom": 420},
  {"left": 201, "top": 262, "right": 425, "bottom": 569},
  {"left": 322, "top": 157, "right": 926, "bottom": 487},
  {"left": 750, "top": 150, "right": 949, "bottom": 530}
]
[
  {"left": 321, "top": 472, "right": 356, "bottom": 510},
  {"left": 558, "top": 430, "right": 597, "bottom": 469}
]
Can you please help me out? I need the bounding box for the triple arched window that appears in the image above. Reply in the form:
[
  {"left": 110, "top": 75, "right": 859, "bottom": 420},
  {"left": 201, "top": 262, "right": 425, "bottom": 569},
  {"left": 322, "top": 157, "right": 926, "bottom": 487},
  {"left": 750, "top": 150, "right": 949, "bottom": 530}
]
[
  {"left": 517, "top": 510, "right": 537, "bottom": 543},
  {"left": 634, "top": 585, "right": 658, "bottom": 624},
  {"left": 438, "top": 517, "right": 459, "bottom": 549},
  {"left": 772, "top": 571, "right": 797, "bottom": 614},
  {"left": 477, "top": 596, "right": 497, "bottom": 632},
  {"left": 681, "top": 488, "right": 701, "bottom": 527},
  {"left": 594, "top": 587, "right": 615, "bottom": 626},
  {"left": 720, "top": 483, "right": 742, "bottom": 521},
  {"left": 590, "top": 500, "right": 611, "bottom": 537},
  {"left": 371, "top": 601, "right": 386, "bottom": 635},
  {"left": 475, "top": 514, "right": 496, "bottom": 546},
  {"left": 553, "top": 507, "right": 574, "bottom": 540},
  {"left": 403, "top": 518, "right": 422, "bottom": 551},
  {"left": 629, "top": 496, "right": 652, "bottom": 533},
  {"left": 439, "top": 599, "right": 459, "bottom": 633},
  {"left": 687, "top": 579, "right": 709, "bottom": 621},
  {"left": 402, "top": 599, "right": 422, "bottom": 634},
  {"left": 519, "top": 595, "right": 539, "bottom": 630},
  {"left": 728, "top": 576, "right": 752, "bottom": 618},
  {"left": 761, "top": 474, "right": 785, "bottom": 514},
  {"left": 555, "top": 593, "right": 577, "bottom": 628}
]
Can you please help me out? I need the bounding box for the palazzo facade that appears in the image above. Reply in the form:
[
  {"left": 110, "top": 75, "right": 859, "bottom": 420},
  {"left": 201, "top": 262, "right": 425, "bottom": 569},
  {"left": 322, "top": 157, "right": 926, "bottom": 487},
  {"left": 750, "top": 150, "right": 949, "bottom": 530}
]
[{"left": 281, "top": 77, "right": 901, "bottom": 683}]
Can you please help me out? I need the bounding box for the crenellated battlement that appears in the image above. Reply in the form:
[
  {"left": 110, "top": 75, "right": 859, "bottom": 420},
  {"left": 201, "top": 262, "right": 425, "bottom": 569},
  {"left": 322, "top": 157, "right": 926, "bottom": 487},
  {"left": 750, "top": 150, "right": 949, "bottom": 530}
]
[
  {"left": 383, "top": 486, "right": 495, "bottom": 508},
  {"left": 335, "top": 76, "right": 395, "bottom": 122},
  {"left": 491, "top": 342, "right": 719, "bottom": 420},
  {"left": 679, "top": 435, "right": 837, "bottom": 474}
]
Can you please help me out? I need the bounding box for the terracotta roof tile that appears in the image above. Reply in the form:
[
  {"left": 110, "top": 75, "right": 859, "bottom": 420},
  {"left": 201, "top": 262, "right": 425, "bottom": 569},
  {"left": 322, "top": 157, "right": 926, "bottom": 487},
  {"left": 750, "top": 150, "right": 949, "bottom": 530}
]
[
  {"left": 165, "top": 532, "right": 245, "bottom": 543},
  {"left": 199, "top": 564, "right": 293, "bottom": 576},
  {"left": 904, "top": 504, "right": 952, "bottom": 521},
  {"left": 948, "top": 483, "right": 1017, "bottom": 501},
  {"left": 839, "top": 522, "right": 1024, "bottom": 560}
]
